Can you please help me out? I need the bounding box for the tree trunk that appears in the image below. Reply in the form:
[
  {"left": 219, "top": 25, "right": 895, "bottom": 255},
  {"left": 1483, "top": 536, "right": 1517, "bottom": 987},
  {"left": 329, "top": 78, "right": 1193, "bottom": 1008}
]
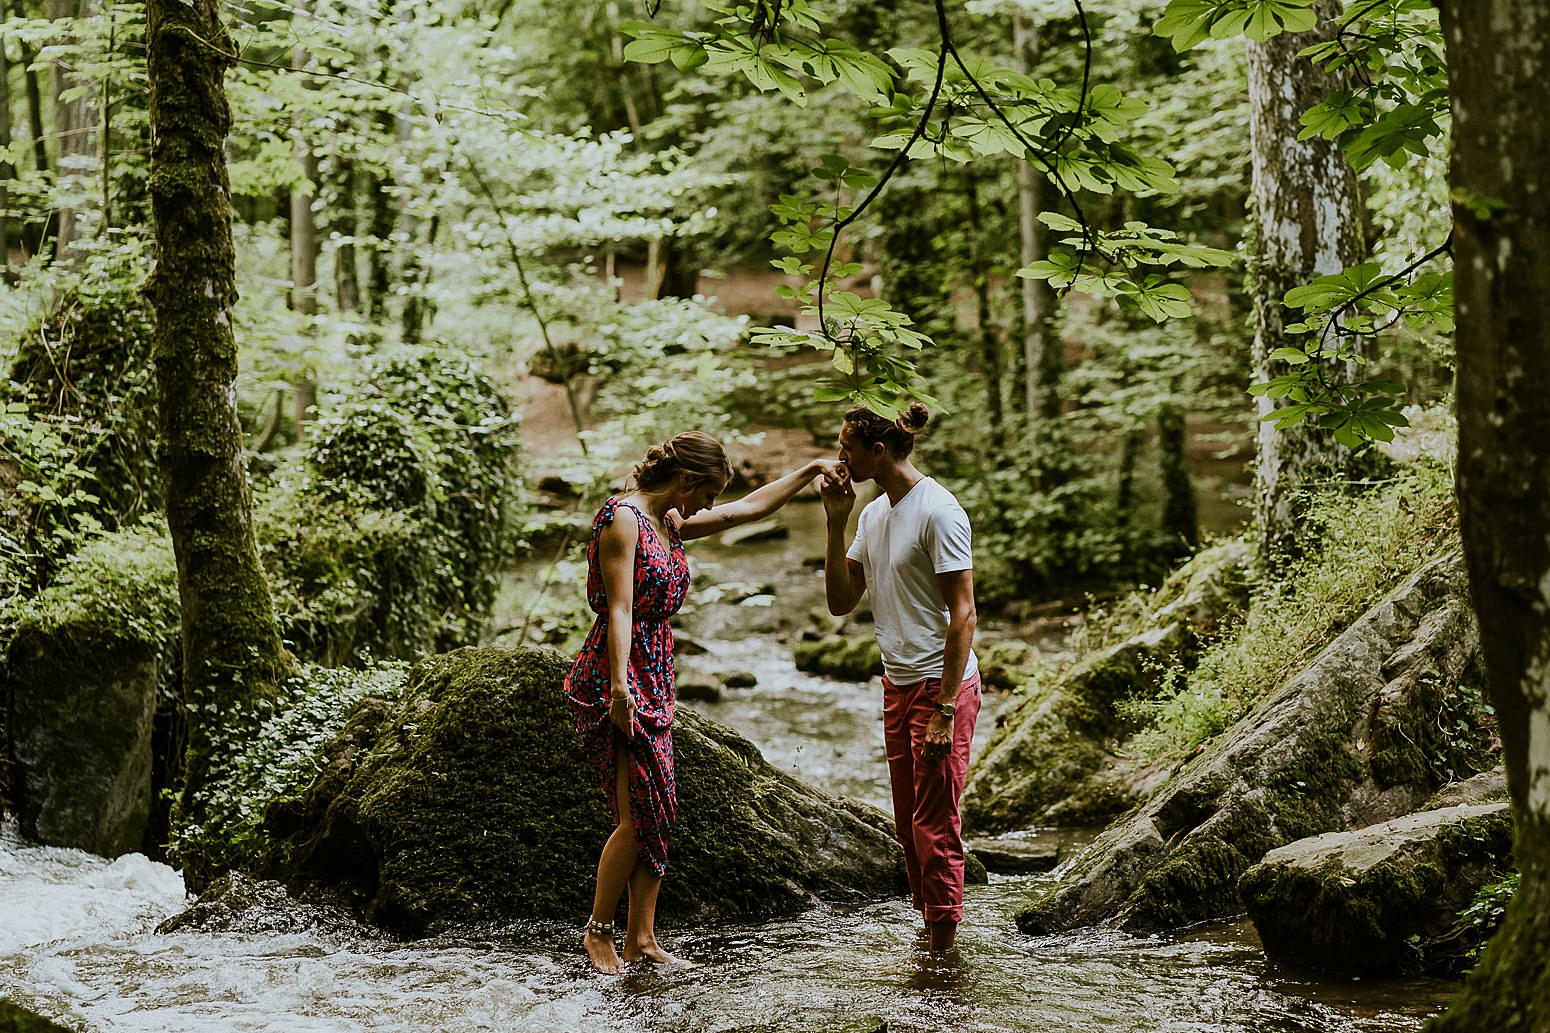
[
  {"left": 1158, "top": 401, "right": 1198, "bottom": 551},
  {"left": 46, "top": 0, "right": 95, "bottom": 262},
  {"left": 288, "top": 5, "right": 318, "bottom": 436},
  {"left": 1014, "top": 14, "right": 1059, "bottom": 461},
  {"left": 1, "top": 20, "right": 12, "bottom": 272},
  {"left": 1427, "top": 3, "right": 1550, "bottom": 1029},
  {"left": 145, "top": 0, "right": 292, "bottom": 885},
  {"left": 1245, "top": 0, "right": 1365, "bottom": 560},
  {"left": 329, "top": 156, "right": 359, "bottom": 313},
  {"left": 963, "top": 164, "right": 1005, "bottom": 447}
]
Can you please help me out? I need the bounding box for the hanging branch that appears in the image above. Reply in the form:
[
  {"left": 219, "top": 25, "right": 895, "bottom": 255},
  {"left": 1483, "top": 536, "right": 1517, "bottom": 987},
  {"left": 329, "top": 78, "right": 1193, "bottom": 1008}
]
[{"left": 464, "top": 158, "right": 591, "bottom": 457}]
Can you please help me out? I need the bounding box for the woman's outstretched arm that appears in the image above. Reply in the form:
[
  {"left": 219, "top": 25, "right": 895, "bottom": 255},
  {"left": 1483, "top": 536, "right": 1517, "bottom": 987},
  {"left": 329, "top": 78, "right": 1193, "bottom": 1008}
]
[{"left": 676, "top": 458, "right": 841, "bottom": 541}]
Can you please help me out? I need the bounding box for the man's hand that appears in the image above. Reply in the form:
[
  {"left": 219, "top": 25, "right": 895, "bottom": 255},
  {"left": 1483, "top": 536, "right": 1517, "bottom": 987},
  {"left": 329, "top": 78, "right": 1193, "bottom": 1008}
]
[
  {"left": 922, "top": 712, "right": 952, "bottom": 760},
  {"left": 820, "top": 463, "right": 855, "bottom": 522}
]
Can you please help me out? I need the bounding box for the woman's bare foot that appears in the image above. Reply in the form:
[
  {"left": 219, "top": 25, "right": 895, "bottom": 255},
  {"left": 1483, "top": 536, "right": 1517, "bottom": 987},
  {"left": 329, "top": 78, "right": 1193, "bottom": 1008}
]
[
  {"left": 584, "top": 926, "right": 624, "bottom": 974},
  {"left": 622, "top": 938, "right": 695, "bottom": 967}
]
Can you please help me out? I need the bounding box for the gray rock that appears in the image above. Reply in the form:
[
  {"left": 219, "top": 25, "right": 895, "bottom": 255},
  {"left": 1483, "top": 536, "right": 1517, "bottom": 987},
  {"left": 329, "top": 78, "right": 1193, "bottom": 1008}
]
[
  {"left": 675, "top": 634, "right": 710, "bottom": 656},
  {"left": 1424, "top": 766, "right": 1507, "bottom": 809},
  {"left": 1018, "top": 551, "right": 1493, "bottom": 935},
  {"left": 7, "top": 619, "right": 160, "bottom": 857},
  {"left": 721, "top": 672, "right": 759, "bottom": 690},
  {"left": 1239, "top": 803, "right": 1512, "bottom": 975},
  {"left": 966, "top": 834, "right": 1061, "bottom": 874},
  {"left": 723, "top": 520, "right": 789, "bottom": 546},
  {"left": 964, "top": 540, "right": 1252, "bottom": 834},
  {"left": 677, "top": 679, "right": 723, "bottom": 703}
]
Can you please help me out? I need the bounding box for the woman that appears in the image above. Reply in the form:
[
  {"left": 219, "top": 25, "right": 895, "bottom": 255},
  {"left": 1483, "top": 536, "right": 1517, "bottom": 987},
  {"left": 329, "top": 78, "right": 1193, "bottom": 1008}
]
[{"left": 563, "top": 431, "right": 838, "bottom": 974}]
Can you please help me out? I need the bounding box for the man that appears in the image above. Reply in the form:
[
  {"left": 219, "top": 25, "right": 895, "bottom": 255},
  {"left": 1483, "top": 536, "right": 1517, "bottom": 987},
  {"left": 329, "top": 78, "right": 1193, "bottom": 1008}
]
[{"left": 820, "top": 402, "right": 980, "bottom": 954}]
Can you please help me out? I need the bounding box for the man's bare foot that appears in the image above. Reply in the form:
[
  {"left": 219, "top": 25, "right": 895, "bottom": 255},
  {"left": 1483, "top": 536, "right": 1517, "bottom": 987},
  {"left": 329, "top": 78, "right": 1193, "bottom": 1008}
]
[
  {"left": 584, "top": 926, "right": 624, "bottom": 974},
  {"left": 622, "top": 939, "right": 695, "bottom": 967}
]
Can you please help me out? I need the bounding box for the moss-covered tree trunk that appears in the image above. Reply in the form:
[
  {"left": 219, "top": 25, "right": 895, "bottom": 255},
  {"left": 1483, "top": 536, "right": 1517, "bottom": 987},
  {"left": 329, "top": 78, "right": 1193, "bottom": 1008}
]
[
  {"left": 1429, "top": 3, "right": 1550, "bottom": 1030},
  {"left": 288, "top": 1, "right": 319, "bottom": 437},
  {"left": 1245, "top": 0, "right": 1365, "bottom": 560},
  {"left": 145, "top": 0, "right": 292, "bottom": 883}
]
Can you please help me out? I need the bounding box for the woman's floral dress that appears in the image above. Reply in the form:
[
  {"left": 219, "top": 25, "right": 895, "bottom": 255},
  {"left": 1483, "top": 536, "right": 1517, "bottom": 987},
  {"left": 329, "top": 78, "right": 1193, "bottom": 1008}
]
[{"left": 562, "top": 496, "right": 690, "bottom": 877}]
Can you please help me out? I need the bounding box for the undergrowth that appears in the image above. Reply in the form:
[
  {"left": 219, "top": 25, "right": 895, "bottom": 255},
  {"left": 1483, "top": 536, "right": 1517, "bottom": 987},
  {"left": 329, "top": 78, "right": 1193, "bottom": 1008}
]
[{"left": 1119, "top": 464, "right": 1457, "bottom": 756}]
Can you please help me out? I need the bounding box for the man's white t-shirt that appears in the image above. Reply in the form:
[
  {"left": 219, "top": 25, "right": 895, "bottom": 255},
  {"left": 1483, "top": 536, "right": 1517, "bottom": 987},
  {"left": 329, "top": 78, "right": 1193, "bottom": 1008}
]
[{"left": 846, "top": 476, "right": 979, "bottom": 685}]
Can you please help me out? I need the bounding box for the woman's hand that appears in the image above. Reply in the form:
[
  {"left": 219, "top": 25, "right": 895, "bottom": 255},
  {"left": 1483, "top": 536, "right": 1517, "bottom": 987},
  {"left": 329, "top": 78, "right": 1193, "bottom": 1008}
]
[
  {"left": 820, "top": 463, "right": 855, "bottom": 522},
  {"left": 811, "top": 458, "right": 846, "bottom": 486},
  {"left": 609, "top": 687, "right": 636, "bottom": 737}
]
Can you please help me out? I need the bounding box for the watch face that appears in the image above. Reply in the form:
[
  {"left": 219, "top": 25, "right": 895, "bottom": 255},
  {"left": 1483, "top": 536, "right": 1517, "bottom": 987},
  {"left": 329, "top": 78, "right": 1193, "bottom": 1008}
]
[{"left": 939, "top": 704, "right": 955, "bottom": 718}]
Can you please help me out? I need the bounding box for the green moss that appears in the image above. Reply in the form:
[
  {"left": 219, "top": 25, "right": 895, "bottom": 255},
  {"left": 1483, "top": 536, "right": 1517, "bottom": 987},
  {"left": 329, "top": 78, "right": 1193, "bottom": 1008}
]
[
  {"left": 0, "top": 999, "right": 79, "bottom": 1033},
  {"left": 269, "top": 647, "right": 902, "bottom": 934},
  {"left": 1127, "top": 467, "right": 1458, "bottom": 756},
  {"left": 793, "top": 635, "right": 883, "bottom": 681}
]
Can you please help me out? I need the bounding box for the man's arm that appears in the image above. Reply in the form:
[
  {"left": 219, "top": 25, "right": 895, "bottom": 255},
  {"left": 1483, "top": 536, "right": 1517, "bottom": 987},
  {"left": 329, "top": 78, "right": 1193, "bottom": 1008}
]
[
  {"left": 825, "top": 522, "right": 867, "bottom": 616},
  {"left": 933, "top": 568, "right": 977, "bottom": 707},
  {"left": 821, "top": 471, "right": 866, "bottom": 615}
]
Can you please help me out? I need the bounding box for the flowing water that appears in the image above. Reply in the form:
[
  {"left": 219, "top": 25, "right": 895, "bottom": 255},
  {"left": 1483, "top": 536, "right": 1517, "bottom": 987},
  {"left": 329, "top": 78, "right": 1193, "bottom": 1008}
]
[{"left": 0, "top": 497, "right": 1459, "bottom": 1032}]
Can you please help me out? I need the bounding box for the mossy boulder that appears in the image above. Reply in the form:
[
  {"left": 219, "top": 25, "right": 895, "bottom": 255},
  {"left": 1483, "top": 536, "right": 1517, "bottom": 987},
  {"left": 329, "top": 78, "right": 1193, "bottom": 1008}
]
[
  {"left": 963, "top": 540, "right": 1251, "bottom": 833},
  {"left": 1238, "top": 803, "right": 1512, "bottom": 975},
  {"left": 0, "top": 999, "right": 79, "bottom": 1033},
  {"left": 793, "top": 634, "right": 883, "bottom": 681},
  {"left": 1018, "top": 551, "right": 1492, "bottom": 934},
  {"left": 3, "top": 532, "right": 178, "bottom": 856},
  {"left": 265, "top": 647, "right": 905, "bottom": 935}
]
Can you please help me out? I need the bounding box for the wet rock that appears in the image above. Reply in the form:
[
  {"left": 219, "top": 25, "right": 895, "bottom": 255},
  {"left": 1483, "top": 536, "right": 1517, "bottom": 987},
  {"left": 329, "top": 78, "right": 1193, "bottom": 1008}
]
[
  {"left": 976, "top": 640, "right": 1037, "bottom": 692},
  {"left": 6, "top": 607, "right": 166, "bottom": 858},
  {"left": 721, "top": 672, "right": 759, "bottom": 690},
  {"left": 966, "top": 834, "right": 1061, "bottom": 875},
  {"left": 674, "top": 634, "right": 710, "bottom": 656},
  {"left": 157, "top": 871, "right": 363, "bottom": 938},
  {"left": 1239, "top": 803, "right": 1512, "bottom": 975},
  {"left": 1017, "top": 551, "right": 1494, "bottom": 935},
  {"left": 723, "top": 520, "right": 790, "bottom": 546},
  {"left": 963, "top": 540, "right": 1252, "bottom": 834},
  {"left": 1424, "top": 766, "right": 1507, "bottom": 809},
  {"left": 267, "top": 647, "right": 905, "bottom": 935},
  {"left": 677, "top": 679, "right": 723, "bottom": 703},
  {"left": 793, "top": 635, "right": 883, "bottom": 681},
  {"left": 0, "top": 999, "right": 79, "bottom": 1033},
  {"left": 535, "top": 474, "right": 584, "bottom": 499}
]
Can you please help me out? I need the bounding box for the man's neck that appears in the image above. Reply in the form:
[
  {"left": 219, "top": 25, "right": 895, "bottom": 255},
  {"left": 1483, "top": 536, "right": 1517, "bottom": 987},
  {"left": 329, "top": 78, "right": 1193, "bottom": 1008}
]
[{"left": 876, "top": 462, "right": 924, "bottom": 506}]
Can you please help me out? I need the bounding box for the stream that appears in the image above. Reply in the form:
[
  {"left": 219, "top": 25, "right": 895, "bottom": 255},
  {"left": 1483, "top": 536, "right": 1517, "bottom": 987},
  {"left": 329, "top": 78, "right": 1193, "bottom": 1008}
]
[{"left": 0, "top": 497, "right": 1460, "bottom": 1032}]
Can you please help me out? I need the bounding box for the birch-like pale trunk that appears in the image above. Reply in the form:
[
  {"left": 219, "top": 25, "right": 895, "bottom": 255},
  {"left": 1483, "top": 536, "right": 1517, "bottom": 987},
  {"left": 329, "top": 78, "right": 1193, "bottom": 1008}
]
[{"left": 1245, "top": 0, "right": 1364, "bottom": 559}]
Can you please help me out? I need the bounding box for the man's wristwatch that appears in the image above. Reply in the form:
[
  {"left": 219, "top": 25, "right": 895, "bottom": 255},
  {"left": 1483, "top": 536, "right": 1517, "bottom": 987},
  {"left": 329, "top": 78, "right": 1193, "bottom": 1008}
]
[{"left": 936, "top": 701, "right": 956, "bottom": 720}]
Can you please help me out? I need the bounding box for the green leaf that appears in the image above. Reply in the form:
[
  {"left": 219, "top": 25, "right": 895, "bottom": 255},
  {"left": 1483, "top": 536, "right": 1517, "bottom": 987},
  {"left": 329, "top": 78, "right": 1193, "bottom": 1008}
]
[{"left": 1270, "top": 347, "right": 1311, "bottom": 365}]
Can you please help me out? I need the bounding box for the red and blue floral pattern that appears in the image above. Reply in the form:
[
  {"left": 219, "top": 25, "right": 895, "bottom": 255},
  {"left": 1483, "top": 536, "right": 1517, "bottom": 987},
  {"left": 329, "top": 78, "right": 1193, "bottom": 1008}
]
[{"left": 563, "top": 496, "right": 690, "bottom": 877}]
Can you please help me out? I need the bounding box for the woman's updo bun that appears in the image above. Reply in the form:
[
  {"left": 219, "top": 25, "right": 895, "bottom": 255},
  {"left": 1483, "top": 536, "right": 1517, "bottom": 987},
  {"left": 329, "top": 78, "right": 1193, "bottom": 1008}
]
[
  {"left": 633, "top": 432, "right": 732, "bottom": 491},
  {"left": 843, "top": 401, "right": 931, "bottom": 457}
]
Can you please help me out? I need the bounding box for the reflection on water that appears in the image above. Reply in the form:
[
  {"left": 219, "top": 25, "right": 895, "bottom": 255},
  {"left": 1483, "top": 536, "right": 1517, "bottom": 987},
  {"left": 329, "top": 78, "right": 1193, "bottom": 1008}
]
[{"left": 0, "top": 498, "right": 1458, "bottom": 1031}]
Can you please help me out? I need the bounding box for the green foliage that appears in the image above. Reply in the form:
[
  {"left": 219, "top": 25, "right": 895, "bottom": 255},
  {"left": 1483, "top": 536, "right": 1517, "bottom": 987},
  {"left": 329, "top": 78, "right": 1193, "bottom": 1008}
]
[
  {"left": 267, "top": 347, "right": 523, "bottom": 660},
  {"left": 1158, "top": 0, "right": 1454, "bottom": 446},
  {"left": 6, "top": 526, "right": 178, "bottom": 650},
  {"left": 1, "top": 249, "right": 161, "bottom": 589},
  {"left": 630, "top": 1, "right": 1235, "bottom": 417},
  {"left": 1458, "top": 871, "right": 1519, "bottom": 958},
  {"left": 1122, "top": 465, "right": 1457, "bottom": 754},
  {"left": 169, "top": 661, "right": 410, "bottom": 879}
]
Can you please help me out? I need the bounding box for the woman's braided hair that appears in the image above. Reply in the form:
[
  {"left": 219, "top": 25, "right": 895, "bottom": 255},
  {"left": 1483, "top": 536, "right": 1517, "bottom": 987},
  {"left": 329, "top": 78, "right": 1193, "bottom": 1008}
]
[
  {"left": 633, "top": 431, "right": 733, "bottom": 491},
  {"left": 842, "top": 402, "right": 931, "bottom": 457}
]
